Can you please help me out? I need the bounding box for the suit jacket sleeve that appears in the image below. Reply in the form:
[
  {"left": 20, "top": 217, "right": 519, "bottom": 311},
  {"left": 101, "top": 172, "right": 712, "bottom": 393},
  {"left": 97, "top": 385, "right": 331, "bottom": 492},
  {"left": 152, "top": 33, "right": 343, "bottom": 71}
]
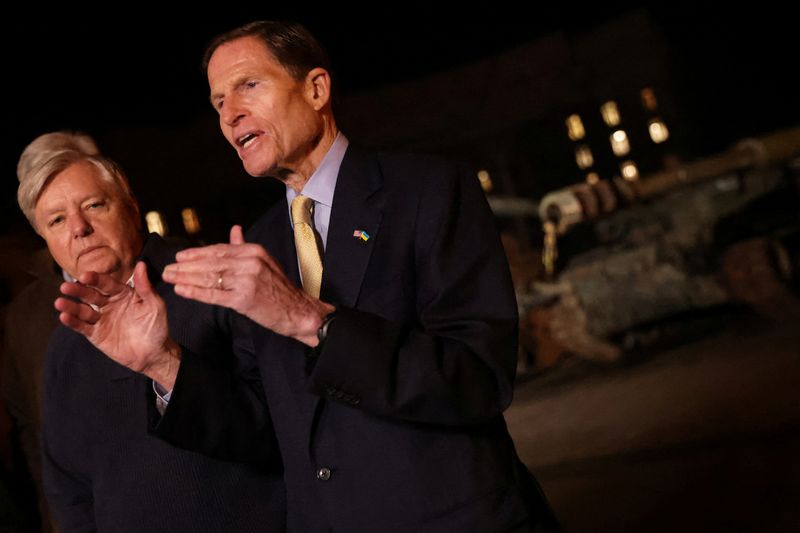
[
  {"left": 308, "top": 159, "right": 519, "bottom": 426},
  {"left": 153, "top": 309, "right": 281, "bottom": 470}
]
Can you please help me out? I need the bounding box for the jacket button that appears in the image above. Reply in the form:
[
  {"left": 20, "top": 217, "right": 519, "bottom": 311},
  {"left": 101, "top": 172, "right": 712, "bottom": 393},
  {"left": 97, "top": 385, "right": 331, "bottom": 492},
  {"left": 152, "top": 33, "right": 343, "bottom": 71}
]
[{"left": 316, "top": 467, "right": 332, "bottom": 481}]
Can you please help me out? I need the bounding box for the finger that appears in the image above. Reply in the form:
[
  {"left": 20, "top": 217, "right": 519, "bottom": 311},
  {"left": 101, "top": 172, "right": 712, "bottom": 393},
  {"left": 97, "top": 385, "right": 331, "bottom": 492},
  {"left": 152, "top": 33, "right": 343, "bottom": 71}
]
[
  {"left": 229, "top": 225, "right": 245, "bottom": 245},
  {"left": 58, "top": 310, "right": 96, "bottom": 337},
  {"left": 55, "top": 297, "right": 101, "bottom": 325},
  {"left": 175, "top": 243, "right": 238, "bottom": 262},
  {"left": 164, "top": 257, "right": 239, "bottom": 276},
  {"left": 133, "top": 261, "right": 157, "bottom": 300},
  {"left": 164, "top": 253, "right": 289, "bottom": 289},
  {"left": 60, "top": 282, "right": 110, "bottom": 308},
  {"left": 76, "top": 271, "right": 130, "bottom": 296},
  {"left": 175, "top": 242, "right": 265, "bottom": 262},
  {"left": 163, "top": 268, "right": 226, "bottom": 290},
  {"left": 173, "top": 283, "right": 236, "bottom": 308}
]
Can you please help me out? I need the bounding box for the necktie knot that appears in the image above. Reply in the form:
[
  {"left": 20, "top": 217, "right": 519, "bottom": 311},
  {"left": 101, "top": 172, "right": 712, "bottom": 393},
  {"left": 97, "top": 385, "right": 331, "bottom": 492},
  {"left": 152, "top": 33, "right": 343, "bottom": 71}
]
[{"left": 291, "top": 195, "right": 314, "bottom": 225}]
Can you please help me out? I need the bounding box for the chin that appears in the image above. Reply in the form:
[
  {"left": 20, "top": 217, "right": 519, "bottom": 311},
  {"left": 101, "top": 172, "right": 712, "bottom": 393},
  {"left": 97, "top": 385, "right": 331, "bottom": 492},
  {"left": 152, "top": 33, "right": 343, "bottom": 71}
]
[
  {"left": 241, "top": 151, "right": 277, "bottom": 178},
  {"left": 243, "top": 161, "right": 271, "bottom": 178},
  {"left": 78, "top": 258, "right": 122, "bottom": 278}
]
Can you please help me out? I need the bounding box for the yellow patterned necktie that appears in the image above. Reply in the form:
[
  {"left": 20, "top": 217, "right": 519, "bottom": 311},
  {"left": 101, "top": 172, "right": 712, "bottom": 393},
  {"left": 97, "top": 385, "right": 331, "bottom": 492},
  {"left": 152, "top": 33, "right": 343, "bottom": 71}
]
[{"left": 291, "top": 195, "right": 323, "bottom": 298}]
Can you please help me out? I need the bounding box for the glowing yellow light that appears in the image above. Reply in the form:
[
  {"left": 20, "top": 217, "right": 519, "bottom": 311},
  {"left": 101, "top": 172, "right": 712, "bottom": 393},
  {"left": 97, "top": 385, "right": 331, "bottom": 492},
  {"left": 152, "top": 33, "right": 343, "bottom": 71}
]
[
  {"left": 601, "top": 101, "right": 621, "bottom": 127},
  {"left": 477, "top": 169, "right": 493, "bottom": 193},
  {"left": 648, "top": 118, "right": 670, "bottom": 144},
  {"left": 586, "top": 172, "right": 600, "bottom": 185},
  {"left": 566, "top": 114, "right": 586, "bottom": 141},
  {"left": 620, "top": 160, "right": 639, "bottom": 181},
  {"left": 610, "top": 129, "right": 631, "bottom": 156},
  {"left": 145, "top": 211, "right": 167, "bottom": 236},
  {"left": 574, "top": 145, "right": 594, "bottom": 170},
  {"left": 181, "top": 208, "right": 201, "bottom": 235}
]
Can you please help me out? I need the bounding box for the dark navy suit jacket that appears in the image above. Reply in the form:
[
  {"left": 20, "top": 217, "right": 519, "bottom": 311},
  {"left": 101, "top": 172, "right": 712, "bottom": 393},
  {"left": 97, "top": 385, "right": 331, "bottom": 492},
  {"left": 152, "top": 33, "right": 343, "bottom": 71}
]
[
  {"left": 42, "top": 235, "right": 286, "bottom": 532},
  {"left": 158, "top": 148, "right": 558, "bottom": 532}
]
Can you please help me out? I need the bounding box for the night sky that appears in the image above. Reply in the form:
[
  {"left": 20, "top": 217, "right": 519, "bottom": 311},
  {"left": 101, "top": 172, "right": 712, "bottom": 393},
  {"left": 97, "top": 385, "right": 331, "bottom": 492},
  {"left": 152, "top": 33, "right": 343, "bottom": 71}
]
[{"left": 3, "top": 5, "right": 797, "bottom": 233}]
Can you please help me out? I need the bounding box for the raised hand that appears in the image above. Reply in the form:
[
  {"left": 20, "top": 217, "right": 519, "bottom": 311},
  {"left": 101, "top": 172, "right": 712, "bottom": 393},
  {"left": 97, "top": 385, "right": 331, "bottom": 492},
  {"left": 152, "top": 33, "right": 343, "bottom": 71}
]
[
  {"left": 55, "top": 261, "right": 180, "bottom": 388},
  {"left": 162, "top": 225, "right": 333, "bottom": 346}
]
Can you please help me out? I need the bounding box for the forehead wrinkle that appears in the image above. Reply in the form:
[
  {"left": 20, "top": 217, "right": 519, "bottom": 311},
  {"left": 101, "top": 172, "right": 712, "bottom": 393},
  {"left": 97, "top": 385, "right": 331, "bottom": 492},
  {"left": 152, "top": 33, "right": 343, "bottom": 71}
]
[{"left": 38, "top": 190, "right": 108, "bottom": 215}]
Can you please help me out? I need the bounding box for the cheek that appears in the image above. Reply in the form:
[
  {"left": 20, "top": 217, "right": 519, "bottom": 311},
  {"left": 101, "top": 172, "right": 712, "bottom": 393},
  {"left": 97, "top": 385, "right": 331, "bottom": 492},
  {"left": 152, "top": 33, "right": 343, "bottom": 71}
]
[
  {"left": 117, "top": 221, "right": 142, "bottom": 256},
  {"left": 220, "top": 119, "right": 232, "bottom": 138},
  {"left": 44, "top": 233, "right": 74, "bottom": 266}
]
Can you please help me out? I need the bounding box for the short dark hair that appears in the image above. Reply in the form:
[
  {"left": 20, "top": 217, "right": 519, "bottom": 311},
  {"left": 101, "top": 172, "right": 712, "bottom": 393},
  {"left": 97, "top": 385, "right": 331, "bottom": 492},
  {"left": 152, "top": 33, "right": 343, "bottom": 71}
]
[{"left": 202, "top": 20, "right": 332, "bottom": 82}]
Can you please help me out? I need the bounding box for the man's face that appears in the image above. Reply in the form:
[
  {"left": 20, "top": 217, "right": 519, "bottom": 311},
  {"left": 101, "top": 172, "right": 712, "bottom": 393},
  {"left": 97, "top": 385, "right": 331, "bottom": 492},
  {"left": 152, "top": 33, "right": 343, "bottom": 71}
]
[
  {"left": 33, "top": 160, "right": 142, "bottom": 282},
  {"left": 207, "top": 36, "right": 325, "bottom": 178}
]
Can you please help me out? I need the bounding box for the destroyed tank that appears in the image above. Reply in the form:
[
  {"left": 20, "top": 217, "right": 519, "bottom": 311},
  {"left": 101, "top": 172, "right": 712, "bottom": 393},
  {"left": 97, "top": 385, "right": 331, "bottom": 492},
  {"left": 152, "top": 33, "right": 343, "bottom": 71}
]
[{"left": 518, "top": 127, "right": 800, "bottom": 365}]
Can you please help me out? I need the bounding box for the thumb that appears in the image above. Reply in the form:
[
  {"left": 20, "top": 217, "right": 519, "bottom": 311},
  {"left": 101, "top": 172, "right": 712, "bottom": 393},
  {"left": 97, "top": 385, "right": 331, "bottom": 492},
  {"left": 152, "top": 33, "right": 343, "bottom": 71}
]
[
  {"left": 133, "top": 261, "right": 155, "bottom": 299},
  {"left": 229, "top": 225, "right": 245, "bottom": 245}
]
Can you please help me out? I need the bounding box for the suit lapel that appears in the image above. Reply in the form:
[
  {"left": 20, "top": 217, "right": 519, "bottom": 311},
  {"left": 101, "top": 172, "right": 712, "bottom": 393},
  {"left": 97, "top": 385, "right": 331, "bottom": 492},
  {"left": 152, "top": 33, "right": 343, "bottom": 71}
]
[
  {"left": 271, "top": 202, "right": 302, "bottom": 287},
  {"left": 321, "top": 148, "right": 383, "bottom": 307}
]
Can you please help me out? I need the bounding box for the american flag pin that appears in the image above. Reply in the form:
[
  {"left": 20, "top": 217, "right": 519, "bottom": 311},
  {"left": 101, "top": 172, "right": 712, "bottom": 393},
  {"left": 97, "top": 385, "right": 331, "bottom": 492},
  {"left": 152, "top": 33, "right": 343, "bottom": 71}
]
[{"left": 352, "top": 230, "right": 370, "bottom": 242}]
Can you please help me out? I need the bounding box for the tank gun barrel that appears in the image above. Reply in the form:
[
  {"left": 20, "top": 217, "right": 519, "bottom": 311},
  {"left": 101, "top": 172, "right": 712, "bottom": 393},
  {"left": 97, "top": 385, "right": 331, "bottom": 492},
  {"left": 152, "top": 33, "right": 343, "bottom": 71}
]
[{"left": 539, "top": 126, "right": 800, "bottom": 234}]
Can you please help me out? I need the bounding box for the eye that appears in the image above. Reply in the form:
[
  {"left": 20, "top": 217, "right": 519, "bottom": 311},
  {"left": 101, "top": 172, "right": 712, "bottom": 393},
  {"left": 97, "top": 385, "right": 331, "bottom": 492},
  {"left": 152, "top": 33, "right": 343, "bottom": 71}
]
[
  {"left": 215, "top": 99, "right": 224, "bottom": 111},
  {"left": 245, "top": 80, "right": 258, "bottom": 89},
  {"left": 84, "top": 200, "right": 107, "bottom": 213},
  {"left": 48, "top": 215, "right": 64, "bottom": 227}
]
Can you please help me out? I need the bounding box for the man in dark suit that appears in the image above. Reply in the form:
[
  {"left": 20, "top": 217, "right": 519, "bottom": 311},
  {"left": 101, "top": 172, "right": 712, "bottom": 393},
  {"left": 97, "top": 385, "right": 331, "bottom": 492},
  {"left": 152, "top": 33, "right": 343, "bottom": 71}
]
[
  {"left": 57, "top": 21, "right": 558, "bottom": 532},
  {"left": 18, "top": 131, "right": 286, "bottom": 531}
]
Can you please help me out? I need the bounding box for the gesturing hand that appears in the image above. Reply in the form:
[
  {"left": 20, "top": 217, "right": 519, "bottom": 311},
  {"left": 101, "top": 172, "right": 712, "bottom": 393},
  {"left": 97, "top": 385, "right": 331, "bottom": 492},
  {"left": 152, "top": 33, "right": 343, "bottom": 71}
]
[
  {"left": 55, "top": 261, "right": 181, "bottom": 389},
  {"left": 162, "top": 225, "right": 334, "bottom": 346}
]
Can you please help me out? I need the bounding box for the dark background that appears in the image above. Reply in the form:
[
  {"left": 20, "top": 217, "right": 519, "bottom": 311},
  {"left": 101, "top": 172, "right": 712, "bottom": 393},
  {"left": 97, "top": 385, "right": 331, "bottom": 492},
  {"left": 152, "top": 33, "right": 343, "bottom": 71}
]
[
  {"left": 4, "top": 6, "right": 796, "bottom": 144},
  {"left": 1, "top": 6, "right": 798, "bottom": 531},
  {"left": 3, "top": 5, "right": 797, "bottom": 227}
]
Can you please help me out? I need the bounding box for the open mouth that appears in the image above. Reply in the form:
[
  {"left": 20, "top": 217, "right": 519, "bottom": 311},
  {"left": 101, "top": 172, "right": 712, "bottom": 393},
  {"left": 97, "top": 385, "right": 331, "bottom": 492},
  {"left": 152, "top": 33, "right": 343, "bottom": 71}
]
[{"left": 236, "top": 132, "right": 260, "bottom": 149}]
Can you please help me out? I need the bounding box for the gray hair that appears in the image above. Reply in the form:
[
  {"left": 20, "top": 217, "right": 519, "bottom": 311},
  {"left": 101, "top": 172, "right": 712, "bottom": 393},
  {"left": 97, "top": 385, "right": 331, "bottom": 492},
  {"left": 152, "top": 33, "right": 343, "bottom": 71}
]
[{"left": 17, "top": 131, "right": 137, "bottom": 230}]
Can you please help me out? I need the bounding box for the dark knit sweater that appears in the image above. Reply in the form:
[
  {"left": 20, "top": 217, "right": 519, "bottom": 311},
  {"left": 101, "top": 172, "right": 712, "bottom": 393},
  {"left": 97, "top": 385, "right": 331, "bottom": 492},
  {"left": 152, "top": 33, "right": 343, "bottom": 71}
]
[{"left": 41, "top": 234, "right": 286, "bottom": 532}]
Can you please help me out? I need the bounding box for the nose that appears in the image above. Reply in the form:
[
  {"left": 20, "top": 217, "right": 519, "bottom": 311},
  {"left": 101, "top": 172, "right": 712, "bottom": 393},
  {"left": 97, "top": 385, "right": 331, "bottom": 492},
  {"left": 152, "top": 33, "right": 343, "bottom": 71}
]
[
  {"left": 68, "top": 212, "right": 93, "bottom": 238},
  {"left": 220, "top": 95, "right": 246, "bottom": 127}
]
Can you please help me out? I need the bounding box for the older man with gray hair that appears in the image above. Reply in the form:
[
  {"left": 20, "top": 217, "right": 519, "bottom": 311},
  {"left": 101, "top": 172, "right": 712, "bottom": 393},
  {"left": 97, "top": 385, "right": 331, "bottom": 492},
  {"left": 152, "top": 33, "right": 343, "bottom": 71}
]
[{"left": 15, "top": 131, "right": 286, "bottom": 532}]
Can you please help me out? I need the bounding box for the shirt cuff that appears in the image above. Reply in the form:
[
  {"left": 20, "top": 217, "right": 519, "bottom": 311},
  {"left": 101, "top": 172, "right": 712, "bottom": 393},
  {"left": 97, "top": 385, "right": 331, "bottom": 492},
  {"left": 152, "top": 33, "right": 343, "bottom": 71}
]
[{"left": 152, "top": 381, "right": 173, "bottom": 415}]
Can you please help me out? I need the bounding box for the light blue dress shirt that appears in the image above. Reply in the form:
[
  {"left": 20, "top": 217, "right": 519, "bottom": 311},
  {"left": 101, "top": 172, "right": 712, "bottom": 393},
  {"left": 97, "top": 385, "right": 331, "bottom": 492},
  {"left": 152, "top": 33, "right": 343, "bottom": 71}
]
[{"left": 285, "top": 133, "right": 349, "bottom": 250}]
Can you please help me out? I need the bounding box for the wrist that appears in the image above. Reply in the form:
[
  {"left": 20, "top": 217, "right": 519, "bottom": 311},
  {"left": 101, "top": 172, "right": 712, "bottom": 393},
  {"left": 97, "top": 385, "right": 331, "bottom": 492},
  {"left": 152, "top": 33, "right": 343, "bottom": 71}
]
[
  {"left": 315, "top": 311, "right": 337, "bottom": 350},
  {"left": 296, "top": 302, "right": 336, "bottom": 347},
  {"left": 144, "top": 339, "right": 181, "bottom": 390}
]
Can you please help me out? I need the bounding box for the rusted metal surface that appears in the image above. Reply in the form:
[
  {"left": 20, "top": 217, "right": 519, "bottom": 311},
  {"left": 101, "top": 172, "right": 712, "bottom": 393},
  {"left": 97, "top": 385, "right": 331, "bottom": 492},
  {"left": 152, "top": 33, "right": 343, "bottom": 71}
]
[{"left": 518, "top": 128, "right": 800, "bottom": 366}]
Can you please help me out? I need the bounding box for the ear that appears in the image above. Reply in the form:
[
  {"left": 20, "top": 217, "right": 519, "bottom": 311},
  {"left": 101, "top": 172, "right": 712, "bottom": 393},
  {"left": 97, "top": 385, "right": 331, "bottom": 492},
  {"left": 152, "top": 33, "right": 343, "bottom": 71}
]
[{"left": 304, "top": 67, "right": 331, "bottom": 111}]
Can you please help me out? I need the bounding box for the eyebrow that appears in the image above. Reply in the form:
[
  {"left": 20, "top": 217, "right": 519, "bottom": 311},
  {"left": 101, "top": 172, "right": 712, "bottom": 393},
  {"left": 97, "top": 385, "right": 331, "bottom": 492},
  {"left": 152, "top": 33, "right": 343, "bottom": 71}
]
[
  {"left": 38, "top": 194, "right": 108, "bottom": 217},
  {"left": 39, "top": 206, "right": 64, "bottom": 219},
  {"left": 209, "top": 74, "right": 258, "bottom": 107}
]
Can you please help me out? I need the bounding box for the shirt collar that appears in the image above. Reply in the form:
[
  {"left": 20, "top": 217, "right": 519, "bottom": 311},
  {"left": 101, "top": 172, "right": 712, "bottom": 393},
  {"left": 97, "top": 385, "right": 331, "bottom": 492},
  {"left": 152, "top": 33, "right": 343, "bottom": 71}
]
[{"left": 285, "top": 132, "right": 348, "bottom": 208}]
